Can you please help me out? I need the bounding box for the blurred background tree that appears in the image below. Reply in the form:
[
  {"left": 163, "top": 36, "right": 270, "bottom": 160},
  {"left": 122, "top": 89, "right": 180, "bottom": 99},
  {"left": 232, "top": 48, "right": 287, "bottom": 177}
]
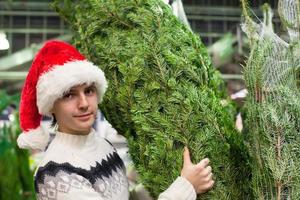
[{"left": 0, "top": 90, "right": 35, "bottom": 200}]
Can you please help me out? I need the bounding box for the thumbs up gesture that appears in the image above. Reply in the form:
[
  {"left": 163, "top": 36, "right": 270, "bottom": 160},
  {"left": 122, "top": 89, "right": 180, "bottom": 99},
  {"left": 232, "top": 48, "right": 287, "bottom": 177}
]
[{"left": 180, "top": 147, "right": 214, "bottom": 194}]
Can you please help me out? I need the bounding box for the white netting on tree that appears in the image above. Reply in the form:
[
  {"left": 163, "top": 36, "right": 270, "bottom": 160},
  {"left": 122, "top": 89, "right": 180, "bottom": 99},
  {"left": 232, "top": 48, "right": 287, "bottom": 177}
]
[
  {"left": 241, "top": 0, "right": 300, "bottom": 199},
  {"left": 278, "top": 0, "right": 300, "bottom": 42}
]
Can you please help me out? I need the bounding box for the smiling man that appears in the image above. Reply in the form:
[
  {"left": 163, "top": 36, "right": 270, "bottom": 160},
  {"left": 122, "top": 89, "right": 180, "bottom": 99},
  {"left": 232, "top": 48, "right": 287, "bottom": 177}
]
[
  {"left": 17, "top": 40, "right": 214, "bottom": 200},
  {"left": 51, "top": 83, "right": 98, "bottom": 135}
]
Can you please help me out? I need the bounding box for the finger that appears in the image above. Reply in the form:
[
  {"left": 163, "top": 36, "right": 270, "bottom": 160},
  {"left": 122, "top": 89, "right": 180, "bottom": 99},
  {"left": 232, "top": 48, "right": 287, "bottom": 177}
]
[
  {"left": 201, "top": 172, "right": 213, "bottom": 183},
  {"left": 206, "top": 180, "right": 214, "bottom": 189},
  {"left": 204, "top": 172, "right": 213, "bottom": 182},
  {"left": 202, "top": 166, "right": 212, "bottom": 176},
  {"left": 183, "top": 146, "right": 192, "bottom": 166},
  {"left": 196, "top": 158, "right": 209, "bottom": 169},
  {"left": 198, "top": 181, "right": 214, "bottom": 192},
  {"left": 197, "top": 180, "right": 214, "bottom": 193}
]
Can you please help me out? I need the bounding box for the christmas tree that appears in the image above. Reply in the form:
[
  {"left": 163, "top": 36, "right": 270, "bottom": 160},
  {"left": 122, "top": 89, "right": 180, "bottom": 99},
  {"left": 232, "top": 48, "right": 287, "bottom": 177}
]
[
  {"left": 0, "top": 91, "right": 35, "bottom": 200},
  {"left": 241, "top": 0, "right": 300, "bottom": 199},
  {"left": 52, "top": 0, "right": 249, "bottom": 199}
]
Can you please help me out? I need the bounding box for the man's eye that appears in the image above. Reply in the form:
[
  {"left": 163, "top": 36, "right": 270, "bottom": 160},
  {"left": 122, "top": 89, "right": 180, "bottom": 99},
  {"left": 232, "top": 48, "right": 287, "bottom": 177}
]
[
  {"left": 63, "top": 93, "right": 73, "bottom": 99},
  {"left": 85, "top": 87, "right": 96, "bottom": 95}
]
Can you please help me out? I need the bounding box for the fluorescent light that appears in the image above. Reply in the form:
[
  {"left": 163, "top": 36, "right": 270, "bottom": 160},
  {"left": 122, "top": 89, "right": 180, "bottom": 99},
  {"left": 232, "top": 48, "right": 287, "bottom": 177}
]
[{"left": 0, "top": 32, "right": 9, "bottom": 50}]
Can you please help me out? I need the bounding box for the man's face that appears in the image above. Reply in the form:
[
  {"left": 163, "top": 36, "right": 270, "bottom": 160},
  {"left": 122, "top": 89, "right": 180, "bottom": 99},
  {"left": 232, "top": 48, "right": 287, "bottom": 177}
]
[{"left": 52, "top": 83, "right": 98, "bottom": 135}]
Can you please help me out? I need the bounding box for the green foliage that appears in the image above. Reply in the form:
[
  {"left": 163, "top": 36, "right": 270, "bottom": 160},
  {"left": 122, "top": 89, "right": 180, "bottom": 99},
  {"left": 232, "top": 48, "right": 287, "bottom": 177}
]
[
  {"left": 242, "top": 1, "right": 300, "bottom": 199},
  {"left": 0, "top": 123, "right": 22, "bottom": 200},
  {"left": 0, "top": 90, "right": 20, "bottom": 113},
  {"left": 52, "top": 0, "right": 250, "bottom": 199},
  {"left": 0, "top": 92, "right": 35, "bottom": 200}
]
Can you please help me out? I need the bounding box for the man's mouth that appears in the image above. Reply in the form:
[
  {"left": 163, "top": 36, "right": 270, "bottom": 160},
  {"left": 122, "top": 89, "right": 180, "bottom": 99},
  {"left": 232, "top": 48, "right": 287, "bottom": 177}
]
[
  {"left": 74, "top": 113, "right": 94, "bottom": 120},
  {"left": 75, "top": 113, "right": 92, "bottom": 117}
]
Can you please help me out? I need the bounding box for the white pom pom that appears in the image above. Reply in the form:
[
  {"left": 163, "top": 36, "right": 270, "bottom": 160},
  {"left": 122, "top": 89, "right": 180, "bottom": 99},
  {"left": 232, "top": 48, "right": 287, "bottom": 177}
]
[{"left": 17, "top": 126, "right": 50, "bottom": 151}]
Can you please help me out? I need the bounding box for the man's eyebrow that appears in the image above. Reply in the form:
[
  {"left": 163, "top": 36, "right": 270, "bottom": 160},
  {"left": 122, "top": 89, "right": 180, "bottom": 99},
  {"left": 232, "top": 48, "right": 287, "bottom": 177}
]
[
  {"left": 87, "top": 84, "right": 96, "bottom": 88},
  {"left": 63, "top": 88, "right": 76, "bottom": 94}
]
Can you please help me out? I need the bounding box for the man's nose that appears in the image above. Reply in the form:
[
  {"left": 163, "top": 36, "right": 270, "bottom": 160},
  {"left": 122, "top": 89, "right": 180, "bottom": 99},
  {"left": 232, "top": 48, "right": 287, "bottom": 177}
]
[{"left": 78, "top": 93, "right": 89, "bottom": 109}]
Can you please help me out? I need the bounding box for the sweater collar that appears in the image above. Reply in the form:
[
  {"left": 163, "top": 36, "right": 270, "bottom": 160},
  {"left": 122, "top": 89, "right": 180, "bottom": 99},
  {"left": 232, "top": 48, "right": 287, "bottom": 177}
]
[{"left": 54, "top": 128, "right": 96, "bottom": 148}]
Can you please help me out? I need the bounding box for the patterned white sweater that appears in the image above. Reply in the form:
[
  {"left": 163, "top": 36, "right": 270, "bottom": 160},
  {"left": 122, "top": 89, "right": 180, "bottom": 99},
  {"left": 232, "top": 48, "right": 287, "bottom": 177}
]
[{"left": 34, "top": 129, "right": 196, "bottom": 200}]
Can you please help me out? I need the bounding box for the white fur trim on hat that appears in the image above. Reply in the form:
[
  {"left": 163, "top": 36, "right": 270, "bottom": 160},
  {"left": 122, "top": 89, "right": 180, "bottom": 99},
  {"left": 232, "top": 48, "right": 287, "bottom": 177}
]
[
  {"left": 36, "top": 60, "right": 108, "bottom": 116},
  {"left": 17, "top": 126, "right": 50, "bottom": 151}
]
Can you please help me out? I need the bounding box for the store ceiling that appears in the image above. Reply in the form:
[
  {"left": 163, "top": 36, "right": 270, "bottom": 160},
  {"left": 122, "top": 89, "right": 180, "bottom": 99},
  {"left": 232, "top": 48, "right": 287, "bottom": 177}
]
[{"left": 0, "top": 0, "right": 280, "bottom": 94}]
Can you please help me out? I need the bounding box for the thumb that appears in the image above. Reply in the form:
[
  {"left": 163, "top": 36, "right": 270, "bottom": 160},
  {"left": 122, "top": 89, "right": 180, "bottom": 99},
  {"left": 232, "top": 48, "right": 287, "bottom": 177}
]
[{"left": 183, "top": 146, "right": 192, "bottom": 166}]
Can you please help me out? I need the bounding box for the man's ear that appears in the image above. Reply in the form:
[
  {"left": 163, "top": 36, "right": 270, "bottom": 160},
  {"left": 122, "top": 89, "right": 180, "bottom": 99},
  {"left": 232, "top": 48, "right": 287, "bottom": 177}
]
[{"left": 50, "top": 107, "right": 54, "bottom": 114}]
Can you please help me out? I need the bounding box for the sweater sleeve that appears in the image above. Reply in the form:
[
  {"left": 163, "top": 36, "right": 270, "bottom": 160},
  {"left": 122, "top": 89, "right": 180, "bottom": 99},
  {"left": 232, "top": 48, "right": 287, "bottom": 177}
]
[{"left": 157, "top": 176, "right": 197, "bottom": 200}]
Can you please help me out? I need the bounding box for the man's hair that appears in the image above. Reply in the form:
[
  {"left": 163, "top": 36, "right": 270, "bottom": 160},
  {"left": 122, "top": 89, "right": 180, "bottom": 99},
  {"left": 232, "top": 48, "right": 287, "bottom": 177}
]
[{"left": 50, "top": 114, "right": 57, "bottom": 128}]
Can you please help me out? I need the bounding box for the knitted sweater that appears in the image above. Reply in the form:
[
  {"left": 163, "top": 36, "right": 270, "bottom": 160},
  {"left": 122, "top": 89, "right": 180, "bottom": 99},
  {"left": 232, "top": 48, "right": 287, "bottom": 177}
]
[{"left": 34, "top": 129, "right": 196, "bottom": 200}]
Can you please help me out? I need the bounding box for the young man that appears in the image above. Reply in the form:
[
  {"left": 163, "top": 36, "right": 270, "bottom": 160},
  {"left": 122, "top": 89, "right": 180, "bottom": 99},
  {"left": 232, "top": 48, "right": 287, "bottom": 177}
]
[{"left": 17, "top": 40, "right": 214, "bottom": 200}]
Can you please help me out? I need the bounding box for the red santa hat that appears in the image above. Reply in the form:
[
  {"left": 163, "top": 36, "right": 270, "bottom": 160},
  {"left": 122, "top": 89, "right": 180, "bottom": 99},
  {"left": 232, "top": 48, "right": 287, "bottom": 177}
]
[{"left": 17, "top": 40, "right": 108, "bottom": 150}]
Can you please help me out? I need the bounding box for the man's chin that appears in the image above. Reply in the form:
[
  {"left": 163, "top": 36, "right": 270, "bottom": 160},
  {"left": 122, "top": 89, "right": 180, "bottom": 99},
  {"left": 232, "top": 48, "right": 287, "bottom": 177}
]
[{"left": 73, "top": 128, "right": 92, "bottom": 135}]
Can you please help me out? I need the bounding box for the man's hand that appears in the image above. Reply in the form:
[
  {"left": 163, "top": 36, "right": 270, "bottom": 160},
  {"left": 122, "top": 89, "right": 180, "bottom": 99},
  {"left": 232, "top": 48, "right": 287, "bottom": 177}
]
[{"left": 180, "top": 147, "right": 214, "bottom": 194}]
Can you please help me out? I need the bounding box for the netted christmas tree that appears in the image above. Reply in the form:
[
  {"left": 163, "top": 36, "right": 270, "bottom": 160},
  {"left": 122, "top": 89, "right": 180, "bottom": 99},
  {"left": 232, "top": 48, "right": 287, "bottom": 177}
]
[
  {"left": 241, "top": 0, "right": 300, "bottom": 199},
  {"left": 52, "top": 0, "right": 250, "bottom": 199}
]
